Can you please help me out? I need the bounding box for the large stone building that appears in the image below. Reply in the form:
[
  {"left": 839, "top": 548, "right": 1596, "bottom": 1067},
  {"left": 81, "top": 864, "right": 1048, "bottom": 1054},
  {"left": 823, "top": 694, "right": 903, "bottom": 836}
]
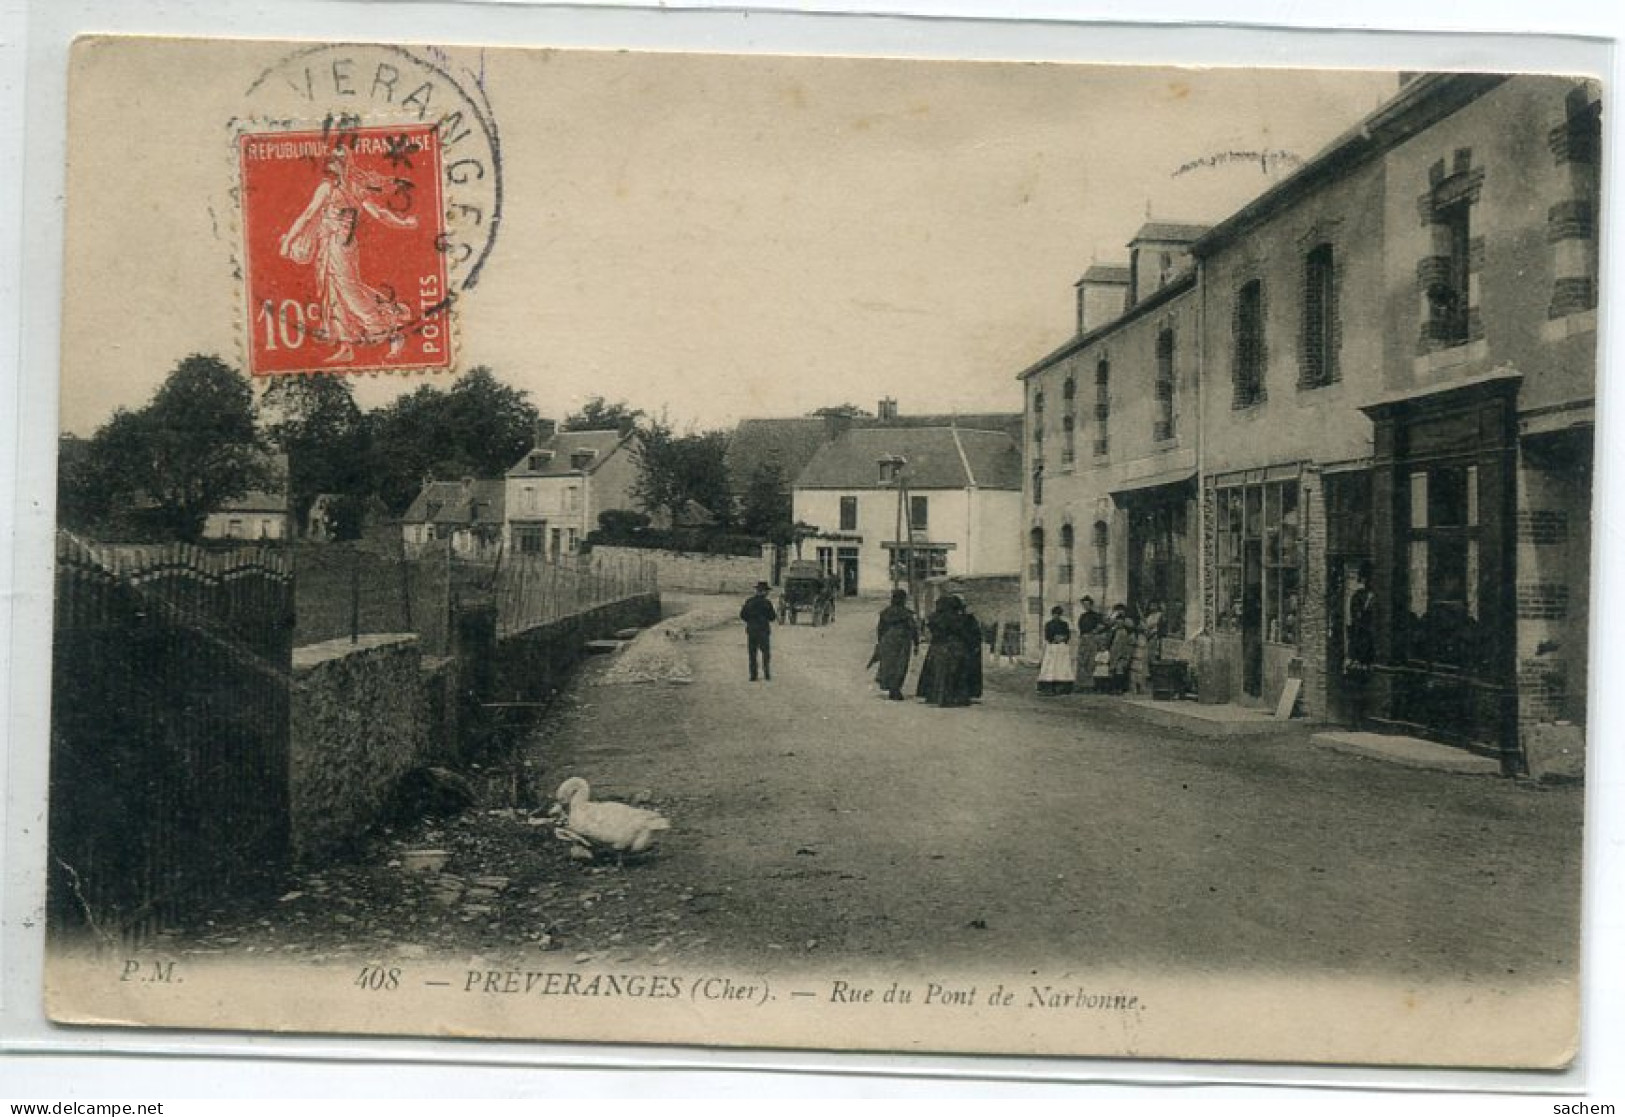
[
  {"left": 504, "top": 420, "right": 642, "bottom": 558},
  {"left": 1019, "top": 222, "right": 1206, "bottom": 660},
  {"left": 1017, "top": 73, "right": 1599, "bottom": 775}
]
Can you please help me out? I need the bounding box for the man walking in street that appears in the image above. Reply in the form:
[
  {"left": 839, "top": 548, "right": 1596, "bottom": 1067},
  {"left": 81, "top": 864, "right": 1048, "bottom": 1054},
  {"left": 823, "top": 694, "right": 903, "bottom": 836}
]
[{"left": 740, "top": 580, "right": 778, "bottom": 681}]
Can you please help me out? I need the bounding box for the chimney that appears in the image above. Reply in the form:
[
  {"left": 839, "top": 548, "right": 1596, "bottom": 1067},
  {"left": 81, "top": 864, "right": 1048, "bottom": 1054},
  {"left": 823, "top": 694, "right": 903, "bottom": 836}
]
[
  {"left": 617, "top": 416, "right": 637, "bottom": 437},
  {"left": 877, "top": 397, "right": 899, "bottom": 422},
  {"left": 461, "top": 476, "right": 474, "bottom": 495},
  {"left": 1075, "top": 265, "right": 1132, "bottom": 334},
  {"left": 533, "top": 417, "right": 557, "bottom": 447},
  {"left": 822, "top": 410, "right": 854, "bottom": 442}
]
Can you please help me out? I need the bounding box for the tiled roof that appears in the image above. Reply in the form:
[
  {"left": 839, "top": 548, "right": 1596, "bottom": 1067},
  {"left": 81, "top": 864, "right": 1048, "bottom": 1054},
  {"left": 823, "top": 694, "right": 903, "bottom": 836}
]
[
  {"left": 507, "top": 429, "right": 633, "bottom": 478},
  {"left": 1078, "top": 264, "right": 1132, "bottom": 284},
  {"left": 724, "top": 418, "right": 831, "bottom": 495},
  {"left": 402, "top": 479, "right": 506, "bottom": 526},
  {"left": 213, "top": 490, "right": 288, "bottom": 514},
  {"left": 795, "top": 426, "right": 1021, "bottom": 491},
  {"left": 727, "top": 412, "right": 1025, "bottom": 493},
  {"left": 1129, "top": 221, "right": 1212, "bottom": 245}
]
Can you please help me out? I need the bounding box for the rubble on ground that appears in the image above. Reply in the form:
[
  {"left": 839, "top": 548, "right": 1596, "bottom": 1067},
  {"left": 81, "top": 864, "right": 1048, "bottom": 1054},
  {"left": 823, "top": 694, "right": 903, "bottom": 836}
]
[{"left": 596, "top": 607, "right": 734, "bottom": 686}]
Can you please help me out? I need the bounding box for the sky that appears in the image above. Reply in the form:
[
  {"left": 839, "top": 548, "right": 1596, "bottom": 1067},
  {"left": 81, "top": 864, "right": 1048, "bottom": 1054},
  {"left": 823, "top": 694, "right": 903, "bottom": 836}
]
[{"left": 59, "top": 40, "right": 1398, "bottom": 436}]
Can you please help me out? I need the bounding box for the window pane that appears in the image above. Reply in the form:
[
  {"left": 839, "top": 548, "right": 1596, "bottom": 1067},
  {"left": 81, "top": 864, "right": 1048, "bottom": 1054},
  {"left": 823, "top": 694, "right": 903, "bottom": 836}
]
[
  {"left": 1410, "top": 472, "right": 1428, "bottom": 529},
  {"left": 1428, "top": 466, "right": 1468, "bottom": 528},
  {"left": 1429, "top": 534, "right": 1468, "bottom": 606},
  {"left": 1466, "top": 538, "right": 1480, "bottom": 620},
  {"left": 1408, "top": 539, "right": 1429, "bottom": 617},
  {"left": 1280, "top": 566, "right": 1301, "bottom": 644},
  {"left": 1467, "top": 465, "right": 1479, "bottom": 527},
  {"left": 1217, "top": 567, "right": 1241, "bottom": 633},
  {"left": 910, "top": 495, "right": 928, "bottom": 531},
  {"left": 1245, "top": 486, "right": 1263, "bottom": 538},
  {"left": 1264, "top": 563, "right": 1280, "bottom": 641}
]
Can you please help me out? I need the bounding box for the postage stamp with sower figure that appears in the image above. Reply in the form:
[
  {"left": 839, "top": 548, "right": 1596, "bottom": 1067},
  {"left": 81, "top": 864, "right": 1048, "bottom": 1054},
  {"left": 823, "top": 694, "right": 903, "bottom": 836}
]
[{"left": 238, "top": 121, "right": 452, "bottom": 376}]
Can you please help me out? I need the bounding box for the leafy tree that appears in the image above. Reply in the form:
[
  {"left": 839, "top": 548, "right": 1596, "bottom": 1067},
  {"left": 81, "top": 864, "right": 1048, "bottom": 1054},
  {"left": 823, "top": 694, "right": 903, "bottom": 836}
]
[
  {"left": 791, "top": 520, "right": 820, "bottom": 558},
  {"left": 739, "top": 459, "right": 793, "bottom": 544},
  {"left": 564, "top": 396, "right": 644, "bottom": 432},
  {"left": 59, "top": 355, "right": 269, "bottom": 541},
  {"left": 441, "top": 367, "right": 539, "bottom": 473},
  {"left": 809, "top": 402, "right": 872, "bottom": 418},
  {"left": 368, "top": 366, "right": 538, "bottom": 513},
  {"left": 630, "top": 420, "right": 735, "bottom": 530},
  {"left": 259, "top": 373, "right": 370, "bottom": 536}
]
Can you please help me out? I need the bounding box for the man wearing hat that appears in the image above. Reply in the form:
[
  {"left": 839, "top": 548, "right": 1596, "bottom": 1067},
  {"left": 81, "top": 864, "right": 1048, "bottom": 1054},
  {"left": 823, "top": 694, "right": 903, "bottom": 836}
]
[{"left": 739, "top": 581, "right": 779, "bottom": 681}]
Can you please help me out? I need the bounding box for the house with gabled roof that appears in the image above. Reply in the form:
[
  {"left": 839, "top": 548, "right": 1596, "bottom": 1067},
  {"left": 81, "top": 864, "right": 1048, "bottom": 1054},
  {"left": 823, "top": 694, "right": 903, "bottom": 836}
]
[
  {"left": 504, "top": 420, "right": 642, "bottom": 559},
  {"left": 401, "top": 477, "right": 506, "bottom": 559},
  {"left": 201, "top": 452, "right": 290, "bottom": 542},
  {"left": 792, "top": 421, "right": 1023, "bottom": 596}
]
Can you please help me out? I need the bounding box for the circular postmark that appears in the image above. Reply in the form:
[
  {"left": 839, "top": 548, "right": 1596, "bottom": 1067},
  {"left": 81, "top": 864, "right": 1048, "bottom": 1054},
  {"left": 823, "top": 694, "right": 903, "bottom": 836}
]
[{"left": 232, "top": 43, "right": 503, "bottom": 376}]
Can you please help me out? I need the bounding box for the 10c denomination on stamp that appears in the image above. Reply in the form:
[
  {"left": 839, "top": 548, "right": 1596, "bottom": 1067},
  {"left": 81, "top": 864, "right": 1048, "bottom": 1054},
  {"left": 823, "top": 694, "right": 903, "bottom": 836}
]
[{"left": 238, "top": 122, "right": 452, "bottom": 376}]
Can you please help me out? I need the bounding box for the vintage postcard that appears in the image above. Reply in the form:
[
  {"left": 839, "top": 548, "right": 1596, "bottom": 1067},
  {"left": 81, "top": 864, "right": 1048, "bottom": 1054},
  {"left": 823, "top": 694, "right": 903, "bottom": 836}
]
[{"left": 43, "top": 35, "right": 1597, "bottom": 1069}]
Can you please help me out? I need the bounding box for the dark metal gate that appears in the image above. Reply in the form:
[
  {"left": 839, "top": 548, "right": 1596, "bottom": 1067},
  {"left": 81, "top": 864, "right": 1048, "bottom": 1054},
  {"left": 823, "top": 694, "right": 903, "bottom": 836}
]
[{"left": 48, "top": 533, "right": 295, "bottom": 944}]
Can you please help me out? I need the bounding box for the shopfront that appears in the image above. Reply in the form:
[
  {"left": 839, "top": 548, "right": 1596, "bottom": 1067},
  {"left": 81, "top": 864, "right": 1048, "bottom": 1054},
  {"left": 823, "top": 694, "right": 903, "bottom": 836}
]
[
  {"left": 1115, "top": 478, "right": 1194, "bottom": 640},
  {"left": 1210, "top": 466, "right": 1306, "bottom": 704},
  {"left": 1362, "top": 375, "right": 1519, "bottom": 762}
]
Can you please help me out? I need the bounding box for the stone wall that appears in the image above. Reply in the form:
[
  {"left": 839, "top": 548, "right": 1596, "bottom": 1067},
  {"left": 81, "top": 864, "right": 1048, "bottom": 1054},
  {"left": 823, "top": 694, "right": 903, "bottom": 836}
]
[
  {"left": 920, "top": 574, "right": 1021, "bottom": 626},
  {"left": 290, "top": 634, "right": 431, "bottom": 862},
  {"left": 490, "top": 594, "right": 662, "bottom": 706},
  {"left": 288, "top": 592, "right": 661, "bottom": 861},
  {"left": 591, "top": 544, "right": 770, "bottom": 595},
  {"left": 1515, "top": 433, "right": 1590, "bottom": 777}
]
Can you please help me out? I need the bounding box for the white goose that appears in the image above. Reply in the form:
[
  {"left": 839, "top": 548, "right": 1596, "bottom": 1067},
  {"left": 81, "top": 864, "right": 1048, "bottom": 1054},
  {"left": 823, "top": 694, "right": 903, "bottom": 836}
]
[{"left": 551, "top": 777, "right": 671, "bottom": 863}]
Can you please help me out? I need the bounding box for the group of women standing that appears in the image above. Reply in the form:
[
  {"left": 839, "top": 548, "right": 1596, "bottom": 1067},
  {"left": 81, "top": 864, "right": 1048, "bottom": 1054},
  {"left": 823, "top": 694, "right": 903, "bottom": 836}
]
[
  {"left": 871, "top": 590, "right": 984, "bottom": 708},
  {"left": 1037, "top": 595, "right": 1164, "bottom": 696}
]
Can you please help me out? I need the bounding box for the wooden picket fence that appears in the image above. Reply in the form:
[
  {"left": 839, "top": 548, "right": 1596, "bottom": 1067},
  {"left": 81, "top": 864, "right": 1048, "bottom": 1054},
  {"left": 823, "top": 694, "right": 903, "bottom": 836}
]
[{"left": 491, "top": 551, "right": 658, "bottom": 638}]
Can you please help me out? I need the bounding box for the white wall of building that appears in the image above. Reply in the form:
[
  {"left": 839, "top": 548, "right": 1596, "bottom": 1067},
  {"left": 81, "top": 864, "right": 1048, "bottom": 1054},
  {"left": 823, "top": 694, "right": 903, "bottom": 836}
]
[
  {"left": 202, "top": 511, "right": 286, "bottom": 541},
  {"left": 794, "top": 487, "right": 1021, "bottom": 594}
]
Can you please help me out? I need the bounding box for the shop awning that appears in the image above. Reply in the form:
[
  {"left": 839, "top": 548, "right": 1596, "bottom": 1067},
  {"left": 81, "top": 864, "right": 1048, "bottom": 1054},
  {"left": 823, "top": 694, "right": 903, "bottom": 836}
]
[
  {"left": 1109, "top": 468, "right": 1196, "bottom": 499},
  {"left": 1359, "top": 368, "right": 1522, "bottom": 417}
]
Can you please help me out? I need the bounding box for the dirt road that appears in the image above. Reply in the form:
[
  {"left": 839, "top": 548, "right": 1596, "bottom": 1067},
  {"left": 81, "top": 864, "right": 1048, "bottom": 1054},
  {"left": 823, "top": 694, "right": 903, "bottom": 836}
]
[
  {"left": 533, "top": 594, "right": 1582, "bottom": 982},
  {"left": 175, "top": 593, "right": 1581, "bottom": 989}
]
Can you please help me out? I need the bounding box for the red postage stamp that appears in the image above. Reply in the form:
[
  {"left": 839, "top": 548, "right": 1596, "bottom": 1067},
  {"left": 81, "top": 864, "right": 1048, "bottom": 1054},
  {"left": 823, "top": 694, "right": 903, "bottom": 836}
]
[{"left": 237, "top": 122, "right": 452, "bottom": 376}]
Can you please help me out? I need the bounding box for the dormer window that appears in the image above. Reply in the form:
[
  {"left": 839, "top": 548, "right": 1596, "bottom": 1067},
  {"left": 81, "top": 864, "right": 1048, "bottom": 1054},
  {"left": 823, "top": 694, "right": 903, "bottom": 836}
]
[{"left": 570, "top": 449, "right": 597, "bottom": 471}]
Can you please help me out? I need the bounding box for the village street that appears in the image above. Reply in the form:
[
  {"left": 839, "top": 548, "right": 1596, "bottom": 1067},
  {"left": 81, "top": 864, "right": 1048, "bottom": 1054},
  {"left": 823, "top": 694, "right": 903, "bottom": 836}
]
[{"left": 177, "top": 593, "right": 1583, "bottom": 988}]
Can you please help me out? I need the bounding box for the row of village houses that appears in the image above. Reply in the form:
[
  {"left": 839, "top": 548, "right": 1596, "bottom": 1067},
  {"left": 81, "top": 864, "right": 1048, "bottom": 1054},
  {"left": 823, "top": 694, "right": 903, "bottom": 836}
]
[
  {"left": 204, "top": 72, "right": 1597, "bottom": 772},
  {"left": 1014, "top": 72, "right": 1598, "bottom": 769},
  {"left": 394, "top": 404, "right": 1027, "bottom": 598}
]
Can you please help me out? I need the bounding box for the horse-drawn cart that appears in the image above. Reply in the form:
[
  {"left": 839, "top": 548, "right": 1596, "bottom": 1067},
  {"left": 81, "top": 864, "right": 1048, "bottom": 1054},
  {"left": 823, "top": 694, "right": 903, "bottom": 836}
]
[{"left": 779, "top": 560, "right": 835, "bottom": 625}]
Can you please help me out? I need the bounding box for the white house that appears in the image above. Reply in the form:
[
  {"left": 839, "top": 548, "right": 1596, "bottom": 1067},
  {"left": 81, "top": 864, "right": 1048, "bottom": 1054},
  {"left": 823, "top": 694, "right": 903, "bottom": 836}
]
[
  {"left": 201, "top": 489, "right": 289, "bottom": 541},
  {"left": 792, "top": 423, "right": 1023, "bottom": 596}
]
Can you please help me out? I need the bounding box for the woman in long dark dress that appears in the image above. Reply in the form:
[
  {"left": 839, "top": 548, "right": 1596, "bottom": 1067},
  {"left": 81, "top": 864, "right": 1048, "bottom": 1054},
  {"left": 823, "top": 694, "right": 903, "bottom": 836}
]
[
  {"left": 923, "top": 597, "right": 973, "bottom": 707},
  {"left": 915, "top": 597, "right": 954, "bottom": 702},
  {"left": 874, "top": 590, "right": 919, "bottom": 701},
  {"left": 957, "top": 596, "right": 985, "bottom": 702}
]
